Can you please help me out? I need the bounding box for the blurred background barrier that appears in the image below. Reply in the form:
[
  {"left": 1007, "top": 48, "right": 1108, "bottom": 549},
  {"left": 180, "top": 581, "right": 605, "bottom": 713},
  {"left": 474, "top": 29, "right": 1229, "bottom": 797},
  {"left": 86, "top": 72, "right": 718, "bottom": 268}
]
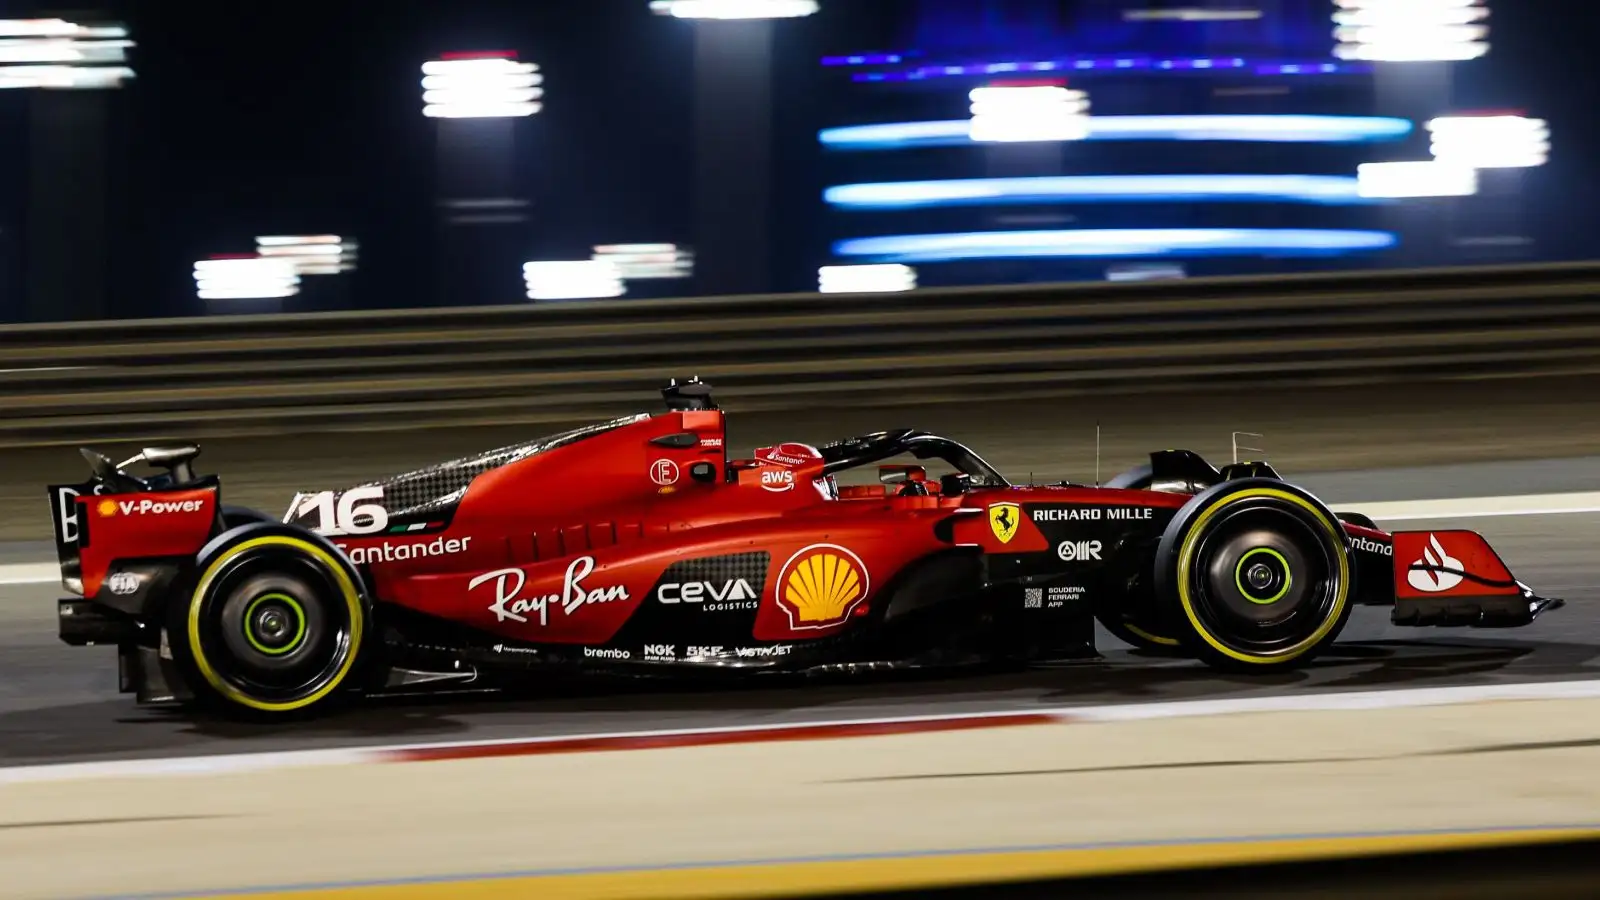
[{"left": 5, "top": 260, "right": 1600, "bottom": 449}]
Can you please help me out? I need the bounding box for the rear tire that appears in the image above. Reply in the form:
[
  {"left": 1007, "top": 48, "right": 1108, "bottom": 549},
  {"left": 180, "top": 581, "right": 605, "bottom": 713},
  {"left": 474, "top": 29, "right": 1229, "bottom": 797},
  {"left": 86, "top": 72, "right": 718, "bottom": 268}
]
[
  {"left": 1155, "top": 480, "right": 1352, "bottom": 672},
  {"left": 168, "top": 525, "right": 369, "bottom": 718},
  {"left": 1093, "top": 611, "right": 1185, "bottom": 655},
  {"left": 221, "top": 505, "right": 278, "bottom": 529}
]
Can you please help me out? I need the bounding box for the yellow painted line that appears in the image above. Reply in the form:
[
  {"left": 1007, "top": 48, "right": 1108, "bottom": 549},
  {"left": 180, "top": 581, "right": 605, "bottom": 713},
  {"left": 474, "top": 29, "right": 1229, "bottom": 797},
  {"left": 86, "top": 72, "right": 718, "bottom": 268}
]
[{"left": 182, "top": 827, "right": 1600, "bottom": 899}]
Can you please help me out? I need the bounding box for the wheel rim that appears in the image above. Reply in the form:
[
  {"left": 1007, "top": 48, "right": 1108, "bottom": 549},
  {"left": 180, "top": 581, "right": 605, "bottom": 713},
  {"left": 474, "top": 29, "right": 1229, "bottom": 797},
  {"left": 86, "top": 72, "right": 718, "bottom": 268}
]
[
  {"left": 191, "top": 540, "right": 358, "bottom": 709},
  {"left": 1233, "top": 547, "right": 1293, "bottom": 607},
  {"left": 241, "top": 593, "right": 308, "bottom": 656},
  {"left": 1184, "top": 499, "right": 1342, "bottom": 659}
]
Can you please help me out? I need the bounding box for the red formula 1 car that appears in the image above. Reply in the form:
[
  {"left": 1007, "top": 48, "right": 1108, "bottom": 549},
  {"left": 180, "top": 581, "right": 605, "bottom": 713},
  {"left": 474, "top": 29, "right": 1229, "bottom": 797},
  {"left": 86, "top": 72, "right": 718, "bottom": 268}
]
[{"left": 47, "top": 379, "right": 1562, "bottom": 717}]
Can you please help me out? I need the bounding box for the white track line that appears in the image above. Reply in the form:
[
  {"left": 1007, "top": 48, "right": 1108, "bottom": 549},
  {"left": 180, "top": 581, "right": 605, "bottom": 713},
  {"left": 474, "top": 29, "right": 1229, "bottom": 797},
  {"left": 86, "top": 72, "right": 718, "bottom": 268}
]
[
  {"left": 0, "top": 562, "right": 61, "bottom": 585},
  {"left": 1347, "top": 491, "right": 1600, "bottom": 522},
  {"left": 4, "top": 678, "right": 1600, "bottom": 785},
  {"left": 1, "top": 491, "right": 1597, "bottom": 587}
]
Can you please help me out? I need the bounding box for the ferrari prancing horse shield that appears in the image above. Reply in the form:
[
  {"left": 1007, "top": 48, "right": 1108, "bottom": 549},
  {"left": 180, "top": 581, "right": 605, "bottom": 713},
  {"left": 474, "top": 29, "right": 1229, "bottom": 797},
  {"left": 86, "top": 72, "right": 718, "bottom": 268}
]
[{"left": 989, "top": 502, "right": 1021, "bottom": 543}]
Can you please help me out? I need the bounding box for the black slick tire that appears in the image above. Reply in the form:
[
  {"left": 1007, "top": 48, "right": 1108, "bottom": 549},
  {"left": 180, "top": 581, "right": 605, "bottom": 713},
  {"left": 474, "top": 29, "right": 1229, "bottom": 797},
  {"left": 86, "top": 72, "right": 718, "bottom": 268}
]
[
  {"left": 166, "top": 523, "right": 370, "bottom": 718},
  {"left": 1154, "top": 479, "right": 1353, "bottom": 672}
]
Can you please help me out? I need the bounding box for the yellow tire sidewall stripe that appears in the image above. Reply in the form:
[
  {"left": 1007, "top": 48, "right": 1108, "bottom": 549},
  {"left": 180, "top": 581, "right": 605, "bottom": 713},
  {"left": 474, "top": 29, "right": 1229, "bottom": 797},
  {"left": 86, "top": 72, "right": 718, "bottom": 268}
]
[
  {"left": 186, "top": 535, "right": 364, "bottom": 713},
  {"left": 1124, "top": 622, "right": 1182, "bottom": 647},
  {"left": 1175, "top": 487, "right": 1349, "bottom": 665}
]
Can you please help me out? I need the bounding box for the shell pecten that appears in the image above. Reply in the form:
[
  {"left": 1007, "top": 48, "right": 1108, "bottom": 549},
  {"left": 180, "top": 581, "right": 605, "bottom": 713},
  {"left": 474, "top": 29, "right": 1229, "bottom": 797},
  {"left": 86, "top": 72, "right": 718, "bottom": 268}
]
[{"left": 777, "top": 544, "right": 870, "bottom": 628}]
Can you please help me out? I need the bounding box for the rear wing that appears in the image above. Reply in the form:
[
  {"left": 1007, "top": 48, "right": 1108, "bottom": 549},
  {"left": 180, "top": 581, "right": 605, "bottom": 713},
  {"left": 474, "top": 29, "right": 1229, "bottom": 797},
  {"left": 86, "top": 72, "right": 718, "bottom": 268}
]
[
  {"left": 46, "top": 480, "right": 98, "bottom": 595},
  {"left": 44, "top": 445, "right": 221, "bottom": 598}
]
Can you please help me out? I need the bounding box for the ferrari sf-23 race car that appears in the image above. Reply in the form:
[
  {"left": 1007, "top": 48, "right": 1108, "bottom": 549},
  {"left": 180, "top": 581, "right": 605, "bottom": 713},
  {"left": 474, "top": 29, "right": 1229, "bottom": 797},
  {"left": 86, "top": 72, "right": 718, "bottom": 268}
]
[{"left": 48, "top": 378, "right": 1562, "bottom": 717}]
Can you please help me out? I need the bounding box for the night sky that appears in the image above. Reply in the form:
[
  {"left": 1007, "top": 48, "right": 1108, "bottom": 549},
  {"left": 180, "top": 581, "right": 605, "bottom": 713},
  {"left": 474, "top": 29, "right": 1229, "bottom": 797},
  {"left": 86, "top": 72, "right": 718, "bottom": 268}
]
[{"left": 1, "top": 0, "right": 1596, "bottom": 320}]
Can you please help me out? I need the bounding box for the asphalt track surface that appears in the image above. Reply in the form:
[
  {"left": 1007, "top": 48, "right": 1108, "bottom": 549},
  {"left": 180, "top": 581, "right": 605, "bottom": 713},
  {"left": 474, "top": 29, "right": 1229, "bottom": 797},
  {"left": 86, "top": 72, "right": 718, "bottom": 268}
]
[{"left": 4, "top": 446, "right": 1600, "bottom": 771}]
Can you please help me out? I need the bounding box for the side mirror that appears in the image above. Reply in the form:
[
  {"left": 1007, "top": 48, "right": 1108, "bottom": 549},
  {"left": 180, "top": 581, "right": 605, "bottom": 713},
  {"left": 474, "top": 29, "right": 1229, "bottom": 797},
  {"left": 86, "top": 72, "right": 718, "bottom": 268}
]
[
  {"left": 689, "top": 462, "right": 718, "bottom": 483},
  {"left": 878, "top": 464, "right": 926, "bottom": 485}
]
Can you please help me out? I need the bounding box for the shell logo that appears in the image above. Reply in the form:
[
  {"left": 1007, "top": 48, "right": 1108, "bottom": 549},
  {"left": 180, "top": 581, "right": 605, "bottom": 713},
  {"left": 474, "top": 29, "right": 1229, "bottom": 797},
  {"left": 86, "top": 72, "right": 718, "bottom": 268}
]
[
  {"left": 96, "top": 499, "right": 118, "bottom": 517},
  {"left": 776, "top": 543, "right": 870, "bottom": 629}
]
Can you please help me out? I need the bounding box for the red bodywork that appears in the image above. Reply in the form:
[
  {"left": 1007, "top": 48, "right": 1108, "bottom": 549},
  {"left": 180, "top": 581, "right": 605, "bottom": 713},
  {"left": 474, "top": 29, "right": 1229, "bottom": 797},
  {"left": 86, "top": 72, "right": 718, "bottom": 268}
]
[
  {"left": 69, "top": 488, "right": 218, "bottom": 598},
  {"left": 53, "top": 396, "right": 1558, "bottom": 679}
]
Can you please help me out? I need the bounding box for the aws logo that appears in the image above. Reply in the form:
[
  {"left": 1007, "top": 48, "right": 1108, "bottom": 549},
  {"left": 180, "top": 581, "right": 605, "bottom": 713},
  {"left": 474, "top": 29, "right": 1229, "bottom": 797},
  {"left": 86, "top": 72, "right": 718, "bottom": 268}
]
[{"left": 776, "top": 543, "right": 869, "bottom": 630}]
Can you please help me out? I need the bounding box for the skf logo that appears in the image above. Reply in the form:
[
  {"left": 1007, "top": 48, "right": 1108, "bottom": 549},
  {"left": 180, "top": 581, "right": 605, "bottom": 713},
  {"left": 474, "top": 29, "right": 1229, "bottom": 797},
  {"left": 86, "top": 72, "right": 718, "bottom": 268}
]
[
  {"left": 776, "top": 544, "right": 869, "bottom": 629},
  {"left": 96, "top": 499, "right": 118, "bottom": 517},
  {"left": 761, "top": 469, "right": 795, "bottom": 492},
  {"left": 988, "top": 502, "right": 1021, "bottom": 543}
]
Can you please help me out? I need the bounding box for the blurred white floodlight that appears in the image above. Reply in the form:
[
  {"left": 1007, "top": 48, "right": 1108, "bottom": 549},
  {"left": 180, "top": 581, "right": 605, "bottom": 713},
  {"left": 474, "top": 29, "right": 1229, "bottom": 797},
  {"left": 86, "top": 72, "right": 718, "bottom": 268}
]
[
  {"left": 0, "top": 19, "right": 126, "bottom": 38},
  {"left": 523, "top": 260, "right": 625, "bottom": 301},
  {"left": 255, "top": 235, "right": 359, "bottom": 276},
  {"left": 0, "top": 64, "right": 133, "bottom": 89},
  {"left": 1428, "top": 115, "right": 1548, "bottom": 168},
  {"left": 0, "top": 37, "right": 133, "bottom": 64},
  {"left": 818, "top": 264, "right": 916, "bottom": 293},
  {"left": 969, "top": 85, "right": 1090, "bottom": 143},
  {"left": 1357, "top": 161, "right": 1478, "bottom": 198},
  {"left": 1107, "top": 263, "right": 1187, "bottom": 281},
  {"left": 1332, "top": 0, "right": 1488, "bottom": 62},
  {"left": 592, "top": 243, "right": 694, "bottom": 280},
  {"left": 421, "top": 55, "right": 542, "bottom": 118},
  {"left": 194, "top": 257, "right": 299, "bottom": 301},
  {"left": 0, "top": 18, "right": 133, "bottom": 89},
  {"left": 649, "top": 0, "right": 819, "bottom": 19}
]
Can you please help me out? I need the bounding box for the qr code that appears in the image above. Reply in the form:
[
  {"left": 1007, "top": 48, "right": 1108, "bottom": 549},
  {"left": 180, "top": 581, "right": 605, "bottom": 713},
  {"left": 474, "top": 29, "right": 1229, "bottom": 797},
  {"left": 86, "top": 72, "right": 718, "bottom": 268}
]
[{"left": 1024, "top": 588, "right": 1043, "bottom": 608}]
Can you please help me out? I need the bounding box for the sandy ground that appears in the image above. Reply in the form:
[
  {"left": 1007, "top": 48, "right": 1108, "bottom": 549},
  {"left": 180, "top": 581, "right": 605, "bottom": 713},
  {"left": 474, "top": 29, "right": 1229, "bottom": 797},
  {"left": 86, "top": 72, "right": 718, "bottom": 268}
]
[{"left": 4, "top": 695, "right": 1600, "bottom": 898}]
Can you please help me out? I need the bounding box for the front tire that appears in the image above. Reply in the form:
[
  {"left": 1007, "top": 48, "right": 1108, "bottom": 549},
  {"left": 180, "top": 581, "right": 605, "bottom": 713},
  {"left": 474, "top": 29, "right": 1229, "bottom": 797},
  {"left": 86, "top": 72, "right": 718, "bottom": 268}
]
[
  {"left": 1155, "top": 479, "right": 1352, "bottom": 672},
  {"left": 168, "top": 525, "right": 369, "bottom": 717}
]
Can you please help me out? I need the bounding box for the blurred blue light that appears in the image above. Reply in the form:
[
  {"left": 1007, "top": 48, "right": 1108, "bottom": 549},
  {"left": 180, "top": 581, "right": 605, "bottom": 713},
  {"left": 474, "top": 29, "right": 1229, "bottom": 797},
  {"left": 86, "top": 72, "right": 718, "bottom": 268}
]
[
  {"left": 819, "top": 115, "right": 1413, "bottom": 150},
  {"left": 841, "top": 57, "right": 1370, "bottom": 82},
  {"left": 824, "top": 175, "right": 1375, "bottom": 210},
  {"left": 821, "top": 53, "right": 903, "bottom": 66},
  {"left": 832, "top": 229, "right": 1399, "bottom": 263}
]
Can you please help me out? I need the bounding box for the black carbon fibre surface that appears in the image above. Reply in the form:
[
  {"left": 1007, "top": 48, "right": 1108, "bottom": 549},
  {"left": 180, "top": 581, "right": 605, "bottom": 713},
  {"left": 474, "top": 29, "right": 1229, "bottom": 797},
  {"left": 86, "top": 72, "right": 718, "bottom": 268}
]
[
  {"left": 284, "top": 414, "right": 649, "bottom": 528},
  {"left": 600, "top": 550, "right": 771, "bottom": 656}
]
